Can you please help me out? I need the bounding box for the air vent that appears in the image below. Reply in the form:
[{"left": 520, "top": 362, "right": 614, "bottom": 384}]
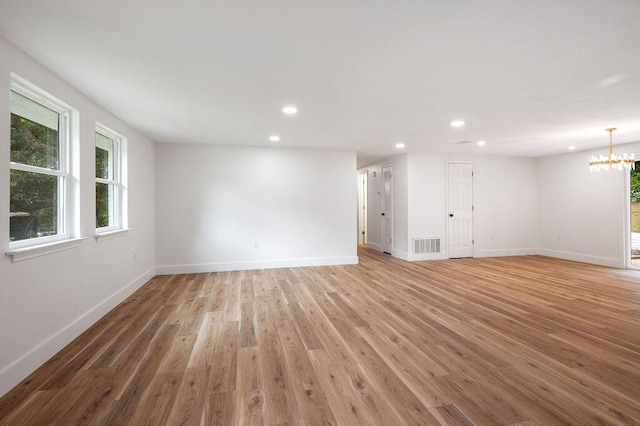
[{"left": 412, "top": 237, "right": 441, "bottom": 254}]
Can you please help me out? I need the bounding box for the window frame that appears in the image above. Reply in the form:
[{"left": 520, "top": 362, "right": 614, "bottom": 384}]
[
  {"left": 9, "top": 80, "right": 71, "bottom": 250},
  {"left": 95, "top": 123, "right": 124, "bottom": 234}
]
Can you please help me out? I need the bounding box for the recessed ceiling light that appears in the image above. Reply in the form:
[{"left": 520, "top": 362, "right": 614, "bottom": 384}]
[
  {"left": 395, "top": 142, "right": 405, "bottom": 149},
  {"left": 269, "top": 135, "right": 280, "bottom": 142},
  {"left": 477, "top": 140, "right": 486, "bottom": 146},
  {"left": 451, "top": 120, "right": 465, "bottom": 127},
  {"left": 568, "top": 145, "right": 576, "bottom": 150},
  {"left": 282, "top": 106, "right": 298, "bottom": 115}
]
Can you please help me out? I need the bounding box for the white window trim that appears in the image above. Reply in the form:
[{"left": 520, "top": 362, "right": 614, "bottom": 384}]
[
  {"left": 95, "top": 123, "right": 126, "bottom": 235},
  {"left": 95, "top": 228, "right": 131, "bottom": 242},
  {"left": 6, "top": 237, "right": 87, "bottom": 263},
  {"left": 8, "top": 77, "right": 73, "bottom": 251}
]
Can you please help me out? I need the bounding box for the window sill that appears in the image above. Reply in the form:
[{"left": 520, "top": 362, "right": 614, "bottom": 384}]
[
  {"left": 6, "top": 237, "right": 87, "bottom": 262},
  {"left": 95, "top": 228, "right": 130, "bottom": 242}
]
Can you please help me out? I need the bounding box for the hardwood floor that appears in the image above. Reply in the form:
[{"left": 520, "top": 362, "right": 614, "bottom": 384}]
[{"left": 2, "top": 248, "right": 640, "bottom": 425}]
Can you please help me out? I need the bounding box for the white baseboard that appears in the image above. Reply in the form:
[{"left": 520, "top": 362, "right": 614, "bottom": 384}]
[
  {"left": 535, "top": 249, "right": 622, "bottom": 268},
  {"left": 475, "top": 248, "right": 537, "bottom": 257},
  {"left": 155, "top": 256, "right": 359, "bottom": 275},
  {"left": 366, "top": 242, "right": 382, "bottom": 252},
  {"left": 391, "top": 249, "right": 409, "bottom": 261},
  {"left": 392, "top": 247, "right": 614, "bottom": 265},
  {"left": 0, "top": 267, "right": 155, "bottom": 398},
  {"left": 407, "top": 252, "right": 449, "bottom": 261}
]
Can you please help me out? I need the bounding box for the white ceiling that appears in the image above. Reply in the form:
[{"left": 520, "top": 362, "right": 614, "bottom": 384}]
[{"left": 2, "top": 0, "right": 640, "bottom": 167}]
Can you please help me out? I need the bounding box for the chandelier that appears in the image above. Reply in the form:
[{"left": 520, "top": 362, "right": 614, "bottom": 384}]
[{"left": 589, "top": 128, "right": 635, "bottom": 172}]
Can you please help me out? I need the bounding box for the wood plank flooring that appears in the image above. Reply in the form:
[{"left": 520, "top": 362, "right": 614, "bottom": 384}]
[{"left": 2, "top": 247, "right": 640, "bottom": 425}]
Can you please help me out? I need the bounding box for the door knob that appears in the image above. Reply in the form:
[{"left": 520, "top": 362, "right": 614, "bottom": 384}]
[
  {"left": 449, "top": 214, "right": 454, "bottom": 217},
  {"left": 381, "top": 213, "right": 385, "bottom": 216}
]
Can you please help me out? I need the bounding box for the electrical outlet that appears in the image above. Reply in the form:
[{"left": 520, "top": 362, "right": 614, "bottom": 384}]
[
  {"left": 557, "top": 233, "right": 562, "bottom": 240},
  {"left": 491, "top": 233, "right": 495, "bottom": 240},
  {"left": 252, "top": 240, "right": 259, "bottom": 248}
]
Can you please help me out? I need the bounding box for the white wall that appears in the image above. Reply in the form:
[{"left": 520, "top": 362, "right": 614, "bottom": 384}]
[
  {"left": 360, "top": 154, "right": 538, "bottom": 260},
  {"left": 365, "top": 149, "right": 636, "bottom": 267},
  {"left": 155, "top": 144, "right": 358, "bottom": 273},
  {"left": 407, "top": 153, "right": 538, "bottom": 260},
  {"left": 0, "top": 37, "right": 156, "bottom": 396},
  {"left": 362, "top": 153, "right": 537, "bottom": 262},
  {"left": 537, "top": 143, "right": 640, "bottom": 267},
  {"left": 474, "top": 156, "right": 539, "bottom": 257},
  {"left": 391, "top": 155, "right": 410, "bottom": 258}
]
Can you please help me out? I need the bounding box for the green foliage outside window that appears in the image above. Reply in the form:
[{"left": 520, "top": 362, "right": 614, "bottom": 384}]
[
  {"left": 95, "top": 146, "right": 109, "bottom": 228},
  {"left": 10, "top": 114, "right": 59, "bottom": 240},
  {"left": 631, "top": 165, "right": 640, "bottom": 202},
  {"left": 630, "top": 163, "right": 640, "bottom": 233}
]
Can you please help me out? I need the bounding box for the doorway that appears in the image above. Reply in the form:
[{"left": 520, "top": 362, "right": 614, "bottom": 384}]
[
  {"left": 358, "top": 172, "right": 367, "bottom": 245},
  {"left": 447, "top": 162, "right": 474, "bottom": 258},
  {"left": 382, "top": 166, "right": 392, "bottom": 254}
]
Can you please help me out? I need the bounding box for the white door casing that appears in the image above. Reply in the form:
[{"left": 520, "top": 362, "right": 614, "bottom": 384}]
[
  {"left": 382, "top": 166, "right": 392, "bottom": 254},
  {"left": 358, "top": 172, "right": 367, "bottom": 245},
  {"left": 448, "top": 162, "right": 474, "bottom": 258}
]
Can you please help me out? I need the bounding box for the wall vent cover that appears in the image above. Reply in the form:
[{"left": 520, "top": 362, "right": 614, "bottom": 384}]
[{"left": 412, "top": 237, "right": 441, "bottom": 254}]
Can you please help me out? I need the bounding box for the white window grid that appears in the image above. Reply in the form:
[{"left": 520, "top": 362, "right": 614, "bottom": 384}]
[
  {"left": 95, "top": 124, "right": 123, "bottom": 232},
  {"left": 9, "top": 81, "right": 71, "bottom": 249}
]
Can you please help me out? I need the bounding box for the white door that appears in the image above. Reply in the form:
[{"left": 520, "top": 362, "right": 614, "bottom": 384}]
[
  {"left": 358, "top": 172, "right": 367, "bottom": 245},
  {"left": 448, "top": 162, "right": 474, "bottom": 258},
  {"left": 382, "top": 166, "right": 392, "bottom": 254}
]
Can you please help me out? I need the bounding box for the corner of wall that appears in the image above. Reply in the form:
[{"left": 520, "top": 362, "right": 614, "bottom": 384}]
[{"left": 0, "top": 266, "right": 155, "bottom": 397}]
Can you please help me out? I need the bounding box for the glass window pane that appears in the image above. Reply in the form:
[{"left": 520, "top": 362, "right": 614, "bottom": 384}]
[
  {"left": 631, "top": 161, "right": 640, "bottom": 265},
  {"left": 95, "top": 132, "right": 114, "bottom": 179},
  {"left": 96, "top": 182, "right": 116, "bottom": 228},
  {"left": 10, "top": 169, "right": 58, "bottom": 241},
  {"left": 10, "top": 91, "right": 60, "bottom": 170}
]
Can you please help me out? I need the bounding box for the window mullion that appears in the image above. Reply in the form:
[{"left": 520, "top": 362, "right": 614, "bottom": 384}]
[
  {"left": 59, "top": 111, "right": 69, "bottom": 236},
  {"left": 114, "top": 139, "right": 120, "bottom": 227},
  {"left": 96, "top": 177, "right": 117, "bottom": 185},
  {"left": 10, "top": 162, "right": 66, "bottom": 177}
]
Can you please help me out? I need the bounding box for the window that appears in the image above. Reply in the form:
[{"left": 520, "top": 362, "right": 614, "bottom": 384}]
[
  {"left": 95, "top": 125, "right": 124, "bottom": 232},
  {"left": 9, "top": 81, "right": 70, "bottom": 247}
]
